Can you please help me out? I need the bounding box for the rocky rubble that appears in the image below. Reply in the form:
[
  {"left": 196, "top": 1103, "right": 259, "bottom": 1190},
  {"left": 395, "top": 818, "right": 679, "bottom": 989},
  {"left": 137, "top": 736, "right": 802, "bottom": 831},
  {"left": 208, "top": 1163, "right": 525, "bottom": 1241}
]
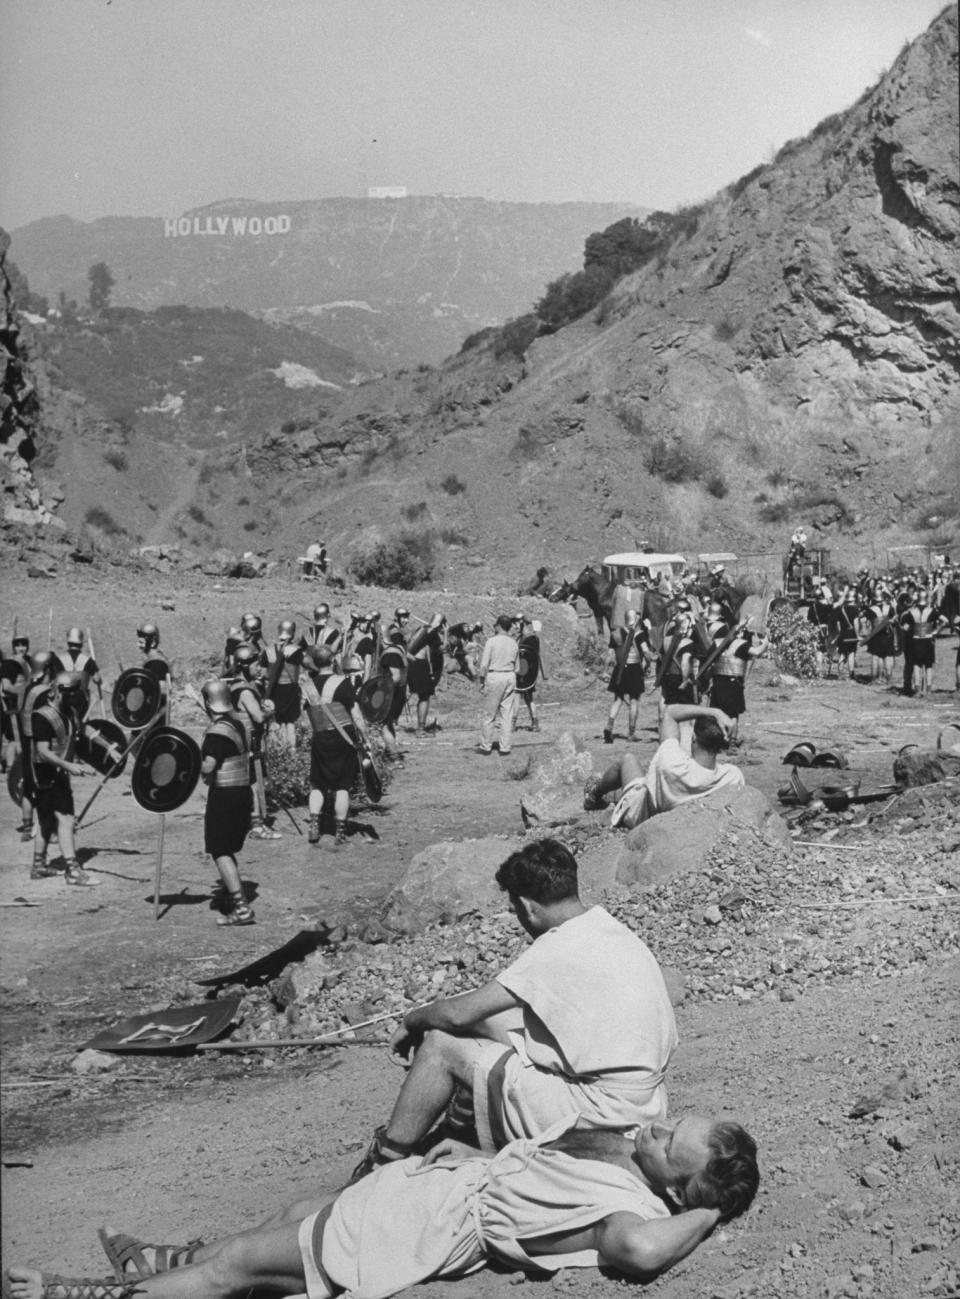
[{"left": 222, "top": 810, "right": 959, "bottom": 1048}]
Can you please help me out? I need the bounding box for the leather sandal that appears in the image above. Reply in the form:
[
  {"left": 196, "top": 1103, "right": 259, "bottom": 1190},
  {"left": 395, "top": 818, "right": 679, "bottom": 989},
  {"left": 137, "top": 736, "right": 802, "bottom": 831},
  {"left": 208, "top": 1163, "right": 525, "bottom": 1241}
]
[
  {"left": 4, "top": 1272, "right": 141, "bottom": 1299},
  {"left": 349, "top": 1125, "right": 415, "bottom": 1183},
  {"left": 98, "top": 1230, "right": 203, "bottom": 1281}
]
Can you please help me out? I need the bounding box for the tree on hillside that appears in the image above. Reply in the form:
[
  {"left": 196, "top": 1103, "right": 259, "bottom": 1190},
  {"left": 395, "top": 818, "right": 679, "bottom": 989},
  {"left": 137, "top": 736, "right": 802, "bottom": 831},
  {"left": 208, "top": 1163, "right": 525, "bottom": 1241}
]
[
  {"left": 88, "top": 261, "right": 115, "bottom": 315},
  {"left": 56, "top": 289, "right": 79, "bottom": 327}
]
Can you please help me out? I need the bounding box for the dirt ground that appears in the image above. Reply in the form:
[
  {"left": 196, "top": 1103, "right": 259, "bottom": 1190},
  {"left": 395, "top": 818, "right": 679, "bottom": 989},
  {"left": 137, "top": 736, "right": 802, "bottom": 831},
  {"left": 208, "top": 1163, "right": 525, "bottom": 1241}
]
[{"left": 2, "top": 567, "right": 959, "bottom": 1299}]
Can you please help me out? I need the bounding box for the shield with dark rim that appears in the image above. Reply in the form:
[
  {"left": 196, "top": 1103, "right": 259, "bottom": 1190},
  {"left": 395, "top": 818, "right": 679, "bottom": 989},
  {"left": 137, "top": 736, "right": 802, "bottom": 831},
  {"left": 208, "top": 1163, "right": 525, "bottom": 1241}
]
[
  {"left": 112, "top": 667, "right": 163, "bottom": 731},
  {"left": 131, "top": 725, "right": 202, "bottom": 813},
  {"left": 78, "top": 719, "right": 130, "bottom": 778},
  {"left": 358, "top": 674, "right": 394, "bottom": 725}
]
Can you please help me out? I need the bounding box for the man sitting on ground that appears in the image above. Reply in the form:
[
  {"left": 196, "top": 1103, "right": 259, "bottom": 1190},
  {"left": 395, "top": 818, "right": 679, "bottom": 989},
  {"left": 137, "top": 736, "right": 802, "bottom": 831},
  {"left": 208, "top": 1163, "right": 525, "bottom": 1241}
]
[
  {"left": 353, "top": 837, "right": 678, "bottom": 1177},
  {"left": 6, "top": 1113, "right": 759, "bottom": 1299},
  {"left": 585, "top": 703, "right": 744, "bottom": 830}
]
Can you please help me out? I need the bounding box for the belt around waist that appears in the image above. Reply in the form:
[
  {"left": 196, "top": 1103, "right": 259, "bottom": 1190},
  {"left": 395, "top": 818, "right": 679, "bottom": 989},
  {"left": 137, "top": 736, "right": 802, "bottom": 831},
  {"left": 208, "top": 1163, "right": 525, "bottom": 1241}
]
[{"left": 488, "top": 668, "right": 516, "bottom": 674}]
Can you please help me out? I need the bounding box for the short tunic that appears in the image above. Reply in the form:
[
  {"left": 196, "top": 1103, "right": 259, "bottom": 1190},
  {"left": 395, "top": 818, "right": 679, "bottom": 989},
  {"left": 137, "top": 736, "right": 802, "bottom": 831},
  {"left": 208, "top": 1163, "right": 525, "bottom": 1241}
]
[
  {"left": 309, "top": 676, "right": 360, "bottom": 791},
  {"left": 202, "top": 732, "right": 252, "bottom": 857}
]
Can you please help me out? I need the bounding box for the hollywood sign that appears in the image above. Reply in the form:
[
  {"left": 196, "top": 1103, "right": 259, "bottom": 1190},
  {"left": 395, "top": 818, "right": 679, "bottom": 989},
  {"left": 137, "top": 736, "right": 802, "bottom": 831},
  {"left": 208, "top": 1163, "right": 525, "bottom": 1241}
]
[{"left": 163, "top": 214, "right": 292, "bottom": 237}]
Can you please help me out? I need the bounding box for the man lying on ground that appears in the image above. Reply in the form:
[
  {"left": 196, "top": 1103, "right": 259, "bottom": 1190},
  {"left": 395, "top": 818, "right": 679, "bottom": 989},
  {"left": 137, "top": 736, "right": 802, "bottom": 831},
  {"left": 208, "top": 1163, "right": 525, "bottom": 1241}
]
[
  {"left": 5, "top": 1113, "right": 759, "bottom": 1299},
  {"left": 353, "top": 837, "right": 678, "bottom": 1177},
  {"left": 584, "top": 703, "right": 744, "bottom": 830}
]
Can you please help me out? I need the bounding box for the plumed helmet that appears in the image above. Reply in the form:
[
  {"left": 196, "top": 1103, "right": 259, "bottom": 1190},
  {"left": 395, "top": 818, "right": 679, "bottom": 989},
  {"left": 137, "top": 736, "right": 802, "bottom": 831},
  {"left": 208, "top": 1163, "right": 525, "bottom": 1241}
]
[
  {"left": 66, "top": 627, "right": 83, "bottom": 647},
  {"left": 344, "top": 653, "right": 363, "bottom": 674},
  {"left": 241, "top": 612, "right": 262, "bottom": 636},
  {"left": 234, "top": 644, "right": 259, "bottom": 672},
  {"left": 201, "top": 679, "right": 233, "bottom": 715},
  {"left": 225, "top": 625, "right": 243, "bottom": 649},
  {"left": 277, "top": 619, "right": 296, "bottom": 641},
  {"left": 30, "top": 650, "right": 54, "bottom": 678},
  {"left": 54, "top": 670, "right": 85, "bottom": 696},
  {"left": 137, "top": 622, "right": 160, "bottom": 648},
  {"left": 313, "top": 603, "right": 330, "bottom": 622}
]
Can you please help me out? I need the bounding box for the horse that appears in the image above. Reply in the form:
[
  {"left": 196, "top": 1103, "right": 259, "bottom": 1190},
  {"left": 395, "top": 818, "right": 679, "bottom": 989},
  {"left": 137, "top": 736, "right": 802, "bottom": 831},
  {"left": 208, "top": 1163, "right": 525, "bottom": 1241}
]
[
  {"left": 549, "top": 565, "right": 676, "bottom": 650},
  {"left": 548, "top": 565, "right": 615, "bottom": 635}
]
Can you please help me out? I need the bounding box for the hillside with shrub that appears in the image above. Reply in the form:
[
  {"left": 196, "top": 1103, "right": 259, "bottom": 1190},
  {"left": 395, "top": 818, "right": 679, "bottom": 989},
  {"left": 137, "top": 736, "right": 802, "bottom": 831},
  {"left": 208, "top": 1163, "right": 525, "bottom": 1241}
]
[
  {"left": 176, "top": 6, "right": 957, "bottom": 577},
  {"left": 6, "top": 8, "right": 958, "bottom": 576}
]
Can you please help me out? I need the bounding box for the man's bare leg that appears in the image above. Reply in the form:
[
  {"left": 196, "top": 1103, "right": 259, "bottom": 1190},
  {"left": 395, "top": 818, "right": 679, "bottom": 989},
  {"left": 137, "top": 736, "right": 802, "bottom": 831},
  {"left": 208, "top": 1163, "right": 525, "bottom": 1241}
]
[
  {"left": 593, "top": 751, "right": 644, "bottom": 799},
  {"left": 8, "top": 1221, "right": 308, "bottom": 1299},
  {"left": 382, "top": 1030, "right": 490, "bottom": 1148}
]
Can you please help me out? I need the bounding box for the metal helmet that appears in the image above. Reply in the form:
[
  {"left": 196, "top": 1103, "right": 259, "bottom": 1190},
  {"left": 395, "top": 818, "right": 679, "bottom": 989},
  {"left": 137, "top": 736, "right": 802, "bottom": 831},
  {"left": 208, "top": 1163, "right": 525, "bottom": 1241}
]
[
  {"left": 54, "top": 670, "right": 85, "bottom": 697},
  {"left": 30, "top": 650, "right": 54, "bottom": 678},
  {"left": 394, "top": 607, "right": 410, "bottom": 622},
  {"left": 241, "top": 612, "right": 262, "bottom": 637},
  {"left": 66, "top": 627, "right": 83, "bottom": 647},
  {"left": 313, "top": 603, "right": 330, "bottom": 623},
  {"left": 277, "top": 618, "right": 296, "bottom": 642},
  {"left": 12, "top": 635, "right": 29, "bottom": 652},
  {"left": 225, "top": 625, "right": 243, "bottom": 648},
  {"left": 344, "top": 653, "right": 363, "bottom": 675},
  {"left": 366, "top": 610, "right": 381, "bottom": 623},
  {"left": 137, "top": 621, "right": 160, "bottom": 649},
  {"left": 234, "top": 643, "right": 259, "bottom": 668},
  {"left": 201, "top": 679, "right": 233, "bottom": 715}
]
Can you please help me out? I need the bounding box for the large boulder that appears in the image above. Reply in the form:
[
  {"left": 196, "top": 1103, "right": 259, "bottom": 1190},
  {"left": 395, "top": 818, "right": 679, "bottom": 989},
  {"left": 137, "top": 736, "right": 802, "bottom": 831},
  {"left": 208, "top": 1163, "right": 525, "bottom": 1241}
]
[
  {"left": 519, "top": 730, "right": 593, "bottom": 828},
  {"left": 382, "top": 836, "right": 519, "bottom": 934},
  {"left": 614, "top": 785, "right": 791, "bottom": 889}
]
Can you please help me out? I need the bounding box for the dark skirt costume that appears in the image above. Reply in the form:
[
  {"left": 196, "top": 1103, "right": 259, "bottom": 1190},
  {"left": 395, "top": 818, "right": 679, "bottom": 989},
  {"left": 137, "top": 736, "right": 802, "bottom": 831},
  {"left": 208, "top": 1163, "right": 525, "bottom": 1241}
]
[
  {"left": 607, "top": 662, "right": 645, "bottom": 699},
  {"left": 711, "top": 675, "right": 746, "bottom": 718},
  {"left": 310, "top": 726, "right": 360, "bottom": 792},
  {"left": 205, "top": 786, "right": 252, "bottom": 857}
]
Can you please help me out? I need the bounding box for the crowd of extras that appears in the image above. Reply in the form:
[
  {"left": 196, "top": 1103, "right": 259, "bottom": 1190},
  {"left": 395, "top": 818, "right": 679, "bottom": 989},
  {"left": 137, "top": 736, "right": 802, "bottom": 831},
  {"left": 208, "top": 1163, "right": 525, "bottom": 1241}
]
[
  {"left": 0, "top": 606, "right": 543, "bottom": 920},
  {"left": 2, "top": 548, "right": 957, "bottom": 919}
]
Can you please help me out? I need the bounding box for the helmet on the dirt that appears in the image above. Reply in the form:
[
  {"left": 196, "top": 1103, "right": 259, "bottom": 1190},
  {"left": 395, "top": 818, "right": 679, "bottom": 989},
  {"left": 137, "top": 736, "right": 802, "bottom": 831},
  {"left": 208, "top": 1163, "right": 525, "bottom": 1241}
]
[
  {"left": 137, "top": 622, "right": 160, "bottom": 649},
  {"left": 201, "top": 679, "right": 233, "bottom": 715}
]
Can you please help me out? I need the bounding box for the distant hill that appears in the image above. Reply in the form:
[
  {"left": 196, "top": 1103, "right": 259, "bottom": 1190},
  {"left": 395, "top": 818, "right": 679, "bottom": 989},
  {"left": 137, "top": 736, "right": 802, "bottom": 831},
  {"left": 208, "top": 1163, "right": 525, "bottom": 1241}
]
[
  {"left": 10, "top": 197, "right": 648, "bottom": 369},
  {"left": 7, "top": 9, "right": 958, "bottom": 577},
  {"left": 187, "top": 5, "right": 958, "bottom": 577}
]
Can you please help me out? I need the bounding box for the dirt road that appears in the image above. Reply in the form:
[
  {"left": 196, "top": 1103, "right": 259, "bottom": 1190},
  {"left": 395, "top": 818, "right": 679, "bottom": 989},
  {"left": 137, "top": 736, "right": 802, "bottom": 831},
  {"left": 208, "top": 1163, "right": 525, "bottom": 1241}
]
[{"left": 2, "top": 567, "right": 958, "bottom": 1298}]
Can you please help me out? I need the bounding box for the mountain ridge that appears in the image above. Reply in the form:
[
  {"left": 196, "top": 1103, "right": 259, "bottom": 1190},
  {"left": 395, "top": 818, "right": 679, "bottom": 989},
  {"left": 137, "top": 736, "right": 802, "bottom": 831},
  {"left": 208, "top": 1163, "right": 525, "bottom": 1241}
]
[{"left": 9, "top": 196, "right": 649, "bottom": 369}]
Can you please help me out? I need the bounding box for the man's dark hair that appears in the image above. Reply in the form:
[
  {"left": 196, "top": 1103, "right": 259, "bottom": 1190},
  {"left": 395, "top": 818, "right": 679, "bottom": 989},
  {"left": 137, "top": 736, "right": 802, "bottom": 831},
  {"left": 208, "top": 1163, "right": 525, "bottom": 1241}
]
[
  {"left": 683, "top": 1122, "right": 759, "bottom": 1221},
  {"left": 495, "top": 838, "right": 579, "bottom": 903},
  {"left": 496, "top": 614, "right": 514, "bottom": 632},
  {"left": 693, "top": 716, "right": 727, "bottom": 755}
]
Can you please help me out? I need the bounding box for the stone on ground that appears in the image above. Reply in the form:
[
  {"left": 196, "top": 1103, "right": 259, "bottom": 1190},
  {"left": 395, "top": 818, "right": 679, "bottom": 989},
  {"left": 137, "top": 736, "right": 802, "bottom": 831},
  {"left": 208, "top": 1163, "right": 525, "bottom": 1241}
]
[
  {"left": 615, "top": 785, "right": 791, "bottom": 888},
  {"left": 382, "top": 836, "right": 519, "bottom": 934}
]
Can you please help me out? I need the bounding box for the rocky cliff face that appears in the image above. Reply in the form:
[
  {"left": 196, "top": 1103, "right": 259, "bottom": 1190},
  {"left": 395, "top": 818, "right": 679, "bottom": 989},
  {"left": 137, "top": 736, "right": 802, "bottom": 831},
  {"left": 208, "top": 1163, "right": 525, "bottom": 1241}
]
[
  {"left": 10, "top": 197, "right": 647, "bottom": 368},
  {"left": 0, "top": 230, "right": 57, "bottom": 532},
  {"left": 216, "top": 7, "right": 957, "bottom": 580}
]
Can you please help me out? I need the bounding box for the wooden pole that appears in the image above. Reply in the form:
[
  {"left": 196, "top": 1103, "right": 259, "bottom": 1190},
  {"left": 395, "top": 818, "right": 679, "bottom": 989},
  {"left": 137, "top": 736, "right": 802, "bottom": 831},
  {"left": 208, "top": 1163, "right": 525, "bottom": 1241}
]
[
  {"left": 197, "top": 1005, "right": 417, "bottom": 1052},
  {"left": 153, "top": 813, "right": 166, "bottom": 921}
]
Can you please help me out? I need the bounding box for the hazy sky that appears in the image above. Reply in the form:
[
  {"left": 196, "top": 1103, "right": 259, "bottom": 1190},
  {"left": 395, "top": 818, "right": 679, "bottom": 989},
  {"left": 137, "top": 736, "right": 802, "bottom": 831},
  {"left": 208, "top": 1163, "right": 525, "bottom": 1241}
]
[{"left": 0, "top": 0, "right": 948, "bottom": 229}]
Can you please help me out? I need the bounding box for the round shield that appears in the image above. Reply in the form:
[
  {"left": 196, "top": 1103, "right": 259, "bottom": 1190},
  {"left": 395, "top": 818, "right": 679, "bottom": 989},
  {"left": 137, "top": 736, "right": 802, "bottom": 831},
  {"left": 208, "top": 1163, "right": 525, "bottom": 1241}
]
[
  {"left": 78, "top": 718, "right": 130, "bottom": 778},
  {"left": 358, "top": 674, "right": 395, "bottom": 726},
  {"left": 131, "top": 725, "right": 202, "bottom": 813},
  {"left": 112, "top": 667, "right": 164, "bottom": 731}
]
